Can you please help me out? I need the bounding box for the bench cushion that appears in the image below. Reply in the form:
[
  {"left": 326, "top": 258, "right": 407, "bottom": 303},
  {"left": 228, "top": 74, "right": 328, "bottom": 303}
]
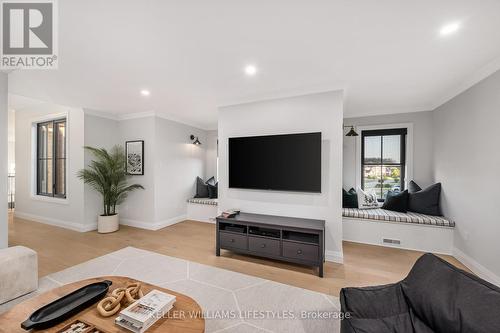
[
  {"left": 187, "top": 198, "right": 218, "bottom": 206},
  {"left": 342, "top": 208, "right": 454, "bottom": 227}
]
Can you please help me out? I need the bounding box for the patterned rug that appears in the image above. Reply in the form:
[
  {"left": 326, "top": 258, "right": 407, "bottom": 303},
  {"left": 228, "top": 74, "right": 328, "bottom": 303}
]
[{"left": 0, "top": 247, "right": 341, "bottom": 332}]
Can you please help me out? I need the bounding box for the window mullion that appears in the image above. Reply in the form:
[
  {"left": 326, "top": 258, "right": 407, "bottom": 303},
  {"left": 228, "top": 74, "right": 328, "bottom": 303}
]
[
  {"left": 52, "top": 120, "right": 55, "bottom": 197},
  {"left": 380, "top": 136, "right": 384, "bottom": 199}
]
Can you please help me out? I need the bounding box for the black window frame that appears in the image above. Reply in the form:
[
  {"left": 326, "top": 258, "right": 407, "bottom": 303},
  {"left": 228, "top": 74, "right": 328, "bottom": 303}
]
[
  {"left": 36, "top": 118, "right": 67, "bottom": 199},
  {"left": 361, "top": 128, "right": 407, "bottom": 201}
]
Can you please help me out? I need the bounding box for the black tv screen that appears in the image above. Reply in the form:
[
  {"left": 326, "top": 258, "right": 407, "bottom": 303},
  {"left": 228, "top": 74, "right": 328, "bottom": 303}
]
[{"left": 229, "top": 132, "right": 321, "bottom": 192}]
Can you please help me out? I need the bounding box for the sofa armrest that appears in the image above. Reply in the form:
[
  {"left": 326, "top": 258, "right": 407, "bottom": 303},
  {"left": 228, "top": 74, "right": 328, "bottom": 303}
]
[{"left": 340, "top": 283, "right": 409, "bottom": 320}]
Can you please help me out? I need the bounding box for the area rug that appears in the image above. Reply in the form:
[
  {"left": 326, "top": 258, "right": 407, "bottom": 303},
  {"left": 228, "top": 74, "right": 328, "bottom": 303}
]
[{"left": 0, "top": 247, "right": 341, "bottom": 332}]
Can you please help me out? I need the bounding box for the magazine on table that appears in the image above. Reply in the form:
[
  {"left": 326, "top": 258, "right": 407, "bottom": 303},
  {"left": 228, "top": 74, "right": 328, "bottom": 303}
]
[{"left": 115, "top": 290, "right": 176, "bottom": 333}]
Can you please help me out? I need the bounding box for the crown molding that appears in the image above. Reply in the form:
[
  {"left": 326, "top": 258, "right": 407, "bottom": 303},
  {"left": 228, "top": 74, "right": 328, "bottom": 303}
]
[
  {"left": 343, "top": 105, "right": 433, "bottom": 119},
  {"left": 218, "top": 84, "right": 347, "bottom": 108},
  {"left": 430, "top": 55, "right": 500, "bottom": 110},
  {"left": 83, "top": 109, "right": 119, "bottom": 121},
  {"left": 84, "top": 109, "right": 212, "bottom": 130},
  {"left": 116, "top": 111, "right": 156, "bottom": 121}
]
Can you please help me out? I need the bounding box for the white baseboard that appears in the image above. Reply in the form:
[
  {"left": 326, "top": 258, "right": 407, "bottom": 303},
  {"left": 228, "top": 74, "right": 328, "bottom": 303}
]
[
  {"left": 14, "top": 211, "right": 95, "bottom": 232},
  {"left": 120, "top": 215, "right": 187, "bottom": 231},
  {"left": 325, "top": 250, "right": 343, "bottom": 264},
  {"left": 186, "top": 217, "right": 216, "bottom": 224},
  {"left": 453, "top": 247, "right": 500, "bottom": 287}
]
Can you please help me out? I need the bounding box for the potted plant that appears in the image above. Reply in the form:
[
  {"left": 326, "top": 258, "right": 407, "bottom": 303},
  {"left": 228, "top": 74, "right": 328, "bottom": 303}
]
[{"left": 78, "top": 146, "right": 144, "bottom": 233}]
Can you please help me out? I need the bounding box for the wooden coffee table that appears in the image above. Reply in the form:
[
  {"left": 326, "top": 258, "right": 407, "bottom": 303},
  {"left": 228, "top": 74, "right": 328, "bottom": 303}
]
[{"left": 0, "top": 276, "right": 205, "bottom": 333}]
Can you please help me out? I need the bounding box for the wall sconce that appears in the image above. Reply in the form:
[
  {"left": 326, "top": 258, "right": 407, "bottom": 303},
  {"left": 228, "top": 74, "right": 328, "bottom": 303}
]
[
  {"left": 343, "top": 125, "right": 359, "bottom": 137},
  {"left": 190, "top": 135, "right": 202, "bottom": 145}
]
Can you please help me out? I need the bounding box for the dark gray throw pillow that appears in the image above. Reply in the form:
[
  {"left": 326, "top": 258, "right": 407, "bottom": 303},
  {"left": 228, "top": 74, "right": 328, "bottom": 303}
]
[
  {"left": 205, "top": 176, "right": 216, "bottom": 186},
  {"left": 342, "top": 188, "right": 358, "bottom": 208},
  {"left": 408, "top": 182, "right": 442, "bottom": 216},
  {"left": 408, "top": 180, "right": 422, "bottom": 193},
  {"left": 208, "top": 182, "right": 218, "bottom": 199},
  {"left": 194, "top": 176, "right": 209, "bottom": 198},
  {"left": 382, "top": 190, "right": 408, "bottom": 213}
]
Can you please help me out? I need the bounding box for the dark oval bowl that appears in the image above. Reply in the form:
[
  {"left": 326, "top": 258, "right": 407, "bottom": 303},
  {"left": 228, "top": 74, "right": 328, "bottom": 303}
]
[{"left": 21, "top": 280, "right": 112, "bottom": 330}]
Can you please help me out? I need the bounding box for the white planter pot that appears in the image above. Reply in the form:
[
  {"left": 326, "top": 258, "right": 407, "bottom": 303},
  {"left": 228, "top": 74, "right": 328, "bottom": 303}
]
[{"left": 98, "top": 214, "right": 119, "bottom": 233}]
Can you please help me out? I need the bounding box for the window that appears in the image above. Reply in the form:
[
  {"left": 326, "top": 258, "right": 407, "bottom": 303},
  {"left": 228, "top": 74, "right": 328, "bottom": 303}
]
[
  {"left": 37, "top": 119, "right": 66, "bottom": 198},
  {"left": 361, "top": 128, "right": 407, "bottom": 200}
]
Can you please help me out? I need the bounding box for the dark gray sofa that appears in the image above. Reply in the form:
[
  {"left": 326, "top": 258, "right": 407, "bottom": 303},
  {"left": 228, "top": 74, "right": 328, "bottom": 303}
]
[{"left": 340, "top": 253, "right": 500, "bottom": 333}]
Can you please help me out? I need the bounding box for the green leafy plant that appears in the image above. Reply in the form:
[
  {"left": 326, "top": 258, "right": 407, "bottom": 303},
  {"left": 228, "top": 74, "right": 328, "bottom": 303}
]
[{"left": 78, "top": 146, "right": 144, "bottom": 216}]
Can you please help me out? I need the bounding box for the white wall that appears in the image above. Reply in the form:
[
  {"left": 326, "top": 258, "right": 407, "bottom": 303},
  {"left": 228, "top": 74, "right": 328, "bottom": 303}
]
[
  {"left": 117, "top": 116, "right": 208, "bottom": 230},
  {"left": 218, "top": 91, "right": 344, "bottom": 262},
  {"left": 433, "top": 69, "right": 500, "bottom": 284},
  {"left": 117, "top": 117, "right": 157, "bottom": 226},
  {"left": 8, "top": 110, "right": 15, "bottom": 174},
  {"left": 343, "top": 111, "right": 435, "bottom": 190},
  {"left": 153, "top": 117, "right": 207, "bottom": 226},
  {"left": 14, "top": 104, "right": 87, "bottom": 232},
  {"left": 205, "top": 130, "right": 218, "bottom": 180},
  {"left": 0, "top": 73, "right": 8, "bottom": 248},
  {"left": 83, "top": 113, "right": 119, "bottom": 227},
  {"left": 15, "top": 109, "right": 211, "bottom": 232}
]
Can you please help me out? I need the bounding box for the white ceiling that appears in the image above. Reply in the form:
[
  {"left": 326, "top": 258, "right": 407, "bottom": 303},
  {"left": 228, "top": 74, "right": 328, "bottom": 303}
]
[{"left": 8, "top": 0, "right": 500, "bottom": 130}]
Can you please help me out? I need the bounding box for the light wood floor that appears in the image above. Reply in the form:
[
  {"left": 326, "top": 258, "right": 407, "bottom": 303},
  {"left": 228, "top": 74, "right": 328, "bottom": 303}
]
[{"left": 8, "top": 212, "right": 467, "bottom": 296}]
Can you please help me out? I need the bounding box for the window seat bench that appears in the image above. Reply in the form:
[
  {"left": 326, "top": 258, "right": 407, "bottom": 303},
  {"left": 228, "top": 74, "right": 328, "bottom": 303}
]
[
  {"left": 342, "top": 208, "right": 455, "bottom": 255},
  {"left": 187, "top": 198, "right": 218, "bottom": 223},
  {"left": 342, "top": 208, "right": 455, "bottom": 227}
]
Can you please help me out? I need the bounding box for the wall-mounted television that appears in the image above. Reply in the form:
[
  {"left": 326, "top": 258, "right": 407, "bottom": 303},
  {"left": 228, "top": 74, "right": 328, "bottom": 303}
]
[{"left": 229, "top": 132, "right": 321, "bottom": 193}]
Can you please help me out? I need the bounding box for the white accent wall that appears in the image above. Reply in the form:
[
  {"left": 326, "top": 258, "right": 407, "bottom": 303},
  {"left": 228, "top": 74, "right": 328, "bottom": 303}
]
[
  {"left": 15, "top": 104, "right": 87, "bottom": 232},
  {"left": 0, "top": 73, "right": 8, "bottom": 248},
  {"left": 343, "top": 111, "right": 435, "bottom": 190},
  {"left": 218, "top": 91, "right": 344, "bottom": 262},
  {"left": 433, "top": 69, "right": 500, "bottom": 285}
]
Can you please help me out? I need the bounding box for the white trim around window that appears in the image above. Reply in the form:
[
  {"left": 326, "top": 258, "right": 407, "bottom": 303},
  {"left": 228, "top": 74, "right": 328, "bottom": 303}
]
[
  {"left": 355, "top": 123, "right": 414, "bottom": 192},
  {"left": 30, "top": 112, "right": 70, "bottom": 204}
]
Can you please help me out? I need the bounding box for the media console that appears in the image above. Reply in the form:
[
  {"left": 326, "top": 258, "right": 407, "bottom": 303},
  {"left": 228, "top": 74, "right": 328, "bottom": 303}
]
[{"left": 216, "top": 212, "right": 325, "bottom": 277}]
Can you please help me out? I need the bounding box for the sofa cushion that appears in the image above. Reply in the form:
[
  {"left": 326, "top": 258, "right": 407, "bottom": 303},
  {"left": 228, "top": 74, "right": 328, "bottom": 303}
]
[
  {"left": 342, "top": 208, "right": 455, "bottom": 227},
  {"left": 408, "top": 182, "right": 442, "bottom": 216},
  {"left": 382, "top": 190, "right": 409, "bottom": 213},
  {"left": 340, "top": 283, "right": 435, "bottom": 333},
  {"left": 402, "top": 253, "right": 500, "bottom": 333},
  {"left": 187, "top": 198, "right": 218, "bottom": 205}
]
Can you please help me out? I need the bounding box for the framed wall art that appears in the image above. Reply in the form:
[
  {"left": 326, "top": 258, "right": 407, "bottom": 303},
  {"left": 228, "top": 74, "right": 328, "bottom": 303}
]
[{"left": 126, "top": 140, "right": 144, "bottom": 175}]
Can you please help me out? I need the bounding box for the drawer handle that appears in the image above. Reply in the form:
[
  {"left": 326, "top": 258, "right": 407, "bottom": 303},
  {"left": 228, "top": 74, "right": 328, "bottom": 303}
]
[
  {"left": 230, "top": 239, "right": 235, "bottom": 243},
  {"left": 261, "top": 244, "right": 266, "bottom": 248},
  {"left": 297, "top": 249, "right": 303, "bottom": 255}
]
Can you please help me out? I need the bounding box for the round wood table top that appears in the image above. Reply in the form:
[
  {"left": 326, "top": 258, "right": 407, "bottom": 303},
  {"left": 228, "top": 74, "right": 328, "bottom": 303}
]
[{"left": 0, "top": 276, "right": 205, "bottom": 333}]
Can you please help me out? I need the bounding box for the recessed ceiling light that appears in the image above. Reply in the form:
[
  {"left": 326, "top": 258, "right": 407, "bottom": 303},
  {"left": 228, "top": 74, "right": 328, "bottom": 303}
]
[
  {"left": 439, "top": 22, "right": 461, "bottom": 36},
  {"left": 244, "top": 65, "right": 258, "bottom": 76},
  {"left": 140, "top": 89, "right": 150, "bottom": 97}
]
